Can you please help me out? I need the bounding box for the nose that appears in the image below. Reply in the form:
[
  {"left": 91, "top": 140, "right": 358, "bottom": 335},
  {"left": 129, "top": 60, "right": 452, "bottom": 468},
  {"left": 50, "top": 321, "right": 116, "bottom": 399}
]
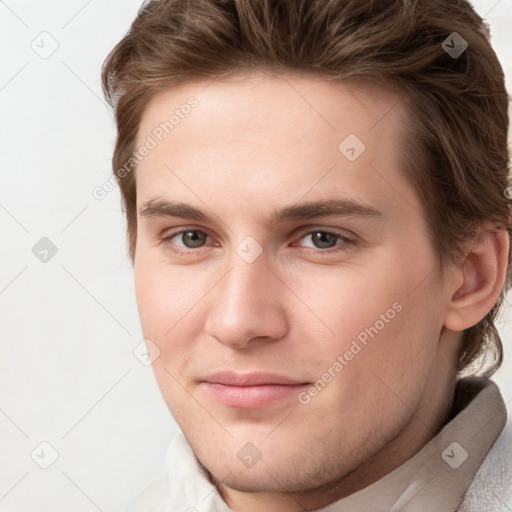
[{"left": 203, "top": 255, "right": 288, "bottom": 349}]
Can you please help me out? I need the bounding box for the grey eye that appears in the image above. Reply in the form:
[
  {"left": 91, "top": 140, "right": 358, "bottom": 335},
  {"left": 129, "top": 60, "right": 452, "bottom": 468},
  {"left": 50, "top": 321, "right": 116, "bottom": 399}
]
[
  {"left": 179, "top": 230, "right": 208, "bottom": 248},
  {"left": 309, "top": 231, "right": 339, "bottom": 249}
]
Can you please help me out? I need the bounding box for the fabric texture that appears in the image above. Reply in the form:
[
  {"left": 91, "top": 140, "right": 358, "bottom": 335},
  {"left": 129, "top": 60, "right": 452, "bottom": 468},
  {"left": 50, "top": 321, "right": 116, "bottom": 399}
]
[{"left": 122, "top": 377, "right": 511, "bottom": 512}]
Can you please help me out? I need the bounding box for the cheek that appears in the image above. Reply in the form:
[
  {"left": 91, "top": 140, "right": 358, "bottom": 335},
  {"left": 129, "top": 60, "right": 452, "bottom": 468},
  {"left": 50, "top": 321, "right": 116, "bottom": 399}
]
[
  {"left": 298, "top": 297, "right": 439, "bottom": 447},
  {"left": 296, "top": 250, "right": 440, "bottom": 383},
  {"left": 134, "top": 256, "right": 205, "bottom": 379},
  {"left": 134, "top": 257, "right": 202, "bottom": 416},
  {"left": 135, "top": 253, "right": 200, "bottom": 331},
  {"left": 293, "top": 261, "right": 407, "bottom": 343}
]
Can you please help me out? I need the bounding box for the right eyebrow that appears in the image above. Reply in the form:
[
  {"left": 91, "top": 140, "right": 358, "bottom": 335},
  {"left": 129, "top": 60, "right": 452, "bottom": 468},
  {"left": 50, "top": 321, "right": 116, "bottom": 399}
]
[{"left": 139, "top": 198, "right": 211, "bottom": 222}]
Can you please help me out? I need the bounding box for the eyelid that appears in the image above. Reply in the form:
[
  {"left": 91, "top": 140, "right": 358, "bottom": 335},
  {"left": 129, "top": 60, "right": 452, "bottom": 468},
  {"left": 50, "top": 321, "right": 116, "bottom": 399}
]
[{"left": 293, "top": 225, "right": 357, "bottom": 241}]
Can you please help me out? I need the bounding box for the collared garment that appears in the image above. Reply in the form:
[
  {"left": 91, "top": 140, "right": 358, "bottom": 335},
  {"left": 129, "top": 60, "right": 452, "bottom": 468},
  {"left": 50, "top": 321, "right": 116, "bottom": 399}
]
[{"left": 123, "top": 377, "right": 512, "bottom": 512}]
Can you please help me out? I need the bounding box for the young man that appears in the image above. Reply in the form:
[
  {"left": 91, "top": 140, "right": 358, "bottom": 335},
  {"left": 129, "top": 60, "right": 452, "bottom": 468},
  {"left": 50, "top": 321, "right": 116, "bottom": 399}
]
[{"left": 102, "top": 0, "right": 512, "bottom": 510}]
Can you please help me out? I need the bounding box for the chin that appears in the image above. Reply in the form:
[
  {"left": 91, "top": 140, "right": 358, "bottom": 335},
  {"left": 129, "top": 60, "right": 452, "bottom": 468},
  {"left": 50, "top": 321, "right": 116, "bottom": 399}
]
[{"left": 205, "top": 460, "right": 305, "bottom": 494}]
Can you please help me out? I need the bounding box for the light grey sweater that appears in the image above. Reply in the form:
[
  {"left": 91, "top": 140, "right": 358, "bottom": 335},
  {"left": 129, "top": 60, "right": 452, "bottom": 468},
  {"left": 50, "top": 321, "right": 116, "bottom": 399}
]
[{"left": 123, "top": 378, "right": 511, "bottom": 511}]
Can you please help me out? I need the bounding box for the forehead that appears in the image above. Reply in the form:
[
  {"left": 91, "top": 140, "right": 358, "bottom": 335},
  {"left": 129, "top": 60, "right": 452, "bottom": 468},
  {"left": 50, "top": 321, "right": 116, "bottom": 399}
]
[
  {"left": 137, "top": 72, "right": 405, "bottom": 147},
  {"left": 134, "top": 72, "right": 419, "bottom": 225}
]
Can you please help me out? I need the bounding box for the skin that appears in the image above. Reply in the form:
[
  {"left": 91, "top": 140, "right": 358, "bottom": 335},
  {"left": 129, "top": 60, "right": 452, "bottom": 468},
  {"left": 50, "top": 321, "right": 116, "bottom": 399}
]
[{"left": 132, "top": 72, "right": 509, "bottom": 511}]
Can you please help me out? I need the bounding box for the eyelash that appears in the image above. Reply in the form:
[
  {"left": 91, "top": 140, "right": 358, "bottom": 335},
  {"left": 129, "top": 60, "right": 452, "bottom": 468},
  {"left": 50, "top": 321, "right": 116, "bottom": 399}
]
[{"left": 159, "top": 227, "right": 357, "bottom": 256}]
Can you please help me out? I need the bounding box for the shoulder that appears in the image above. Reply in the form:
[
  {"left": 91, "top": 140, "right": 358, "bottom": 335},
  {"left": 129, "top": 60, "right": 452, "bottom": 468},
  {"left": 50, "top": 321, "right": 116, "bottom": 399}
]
[
  {"left": 119, "top": 431, "right": 231, "bottom": 512},
  {"left": 121, "top": 470, "right": 171, "bottom": 512},
  {"left": 458, "top": 416, "right": 512, "bottom": 511}
]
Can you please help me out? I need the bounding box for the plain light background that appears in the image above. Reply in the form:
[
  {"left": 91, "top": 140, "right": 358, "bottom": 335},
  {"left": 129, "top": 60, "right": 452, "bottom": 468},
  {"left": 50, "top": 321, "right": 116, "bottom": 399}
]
[{"left": 1, "top": 1, "right": 511, "bottom": 511}]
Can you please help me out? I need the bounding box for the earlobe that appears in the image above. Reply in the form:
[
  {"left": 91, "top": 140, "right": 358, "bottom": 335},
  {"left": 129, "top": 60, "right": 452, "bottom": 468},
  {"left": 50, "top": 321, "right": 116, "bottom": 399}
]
[{"left": 444, "top": 226, "right": 509, "bottom": 332}]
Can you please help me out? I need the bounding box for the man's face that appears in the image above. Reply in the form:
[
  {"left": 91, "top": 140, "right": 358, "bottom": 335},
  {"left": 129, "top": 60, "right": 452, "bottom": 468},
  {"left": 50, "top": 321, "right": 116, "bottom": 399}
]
[{"left": 133, "top": 73, "right": 455, "bottom": 501}]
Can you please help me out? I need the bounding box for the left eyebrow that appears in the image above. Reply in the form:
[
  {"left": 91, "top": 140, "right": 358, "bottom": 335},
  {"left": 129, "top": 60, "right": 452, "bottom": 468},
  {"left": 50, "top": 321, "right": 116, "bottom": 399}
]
[
  {"left": 273, "top": 198, "right": 384, "bottom": 223},
  {"left": 139, "top": 198, "right": 211, "bottom": 222},
  {"left": 138, "top": 197, "right": 384, "bottom": 225}
]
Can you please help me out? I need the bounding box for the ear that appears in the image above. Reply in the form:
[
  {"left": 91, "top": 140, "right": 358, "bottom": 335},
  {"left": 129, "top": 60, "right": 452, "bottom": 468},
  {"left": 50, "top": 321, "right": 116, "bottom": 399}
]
[{"left": 443, "top": 226, "right": 510, "bottom": 332}]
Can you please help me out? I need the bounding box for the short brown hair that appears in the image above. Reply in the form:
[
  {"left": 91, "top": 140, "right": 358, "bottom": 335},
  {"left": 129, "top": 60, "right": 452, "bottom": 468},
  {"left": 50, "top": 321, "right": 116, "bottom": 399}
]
[{"left": 101, "top": 0, "right": 511, "bottom": 376}]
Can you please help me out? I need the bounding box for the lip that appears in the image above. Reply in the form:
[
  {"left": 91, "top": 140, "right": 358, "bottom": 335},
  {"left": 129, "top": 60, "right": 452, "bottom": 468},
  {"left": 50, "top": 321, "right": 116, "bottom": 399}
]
[
  {"left": 203, "top": 371, "right": 307, "bottom": 386},
  {"left": 201, "top": 372, "right": 310, "bottom": 409}
]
